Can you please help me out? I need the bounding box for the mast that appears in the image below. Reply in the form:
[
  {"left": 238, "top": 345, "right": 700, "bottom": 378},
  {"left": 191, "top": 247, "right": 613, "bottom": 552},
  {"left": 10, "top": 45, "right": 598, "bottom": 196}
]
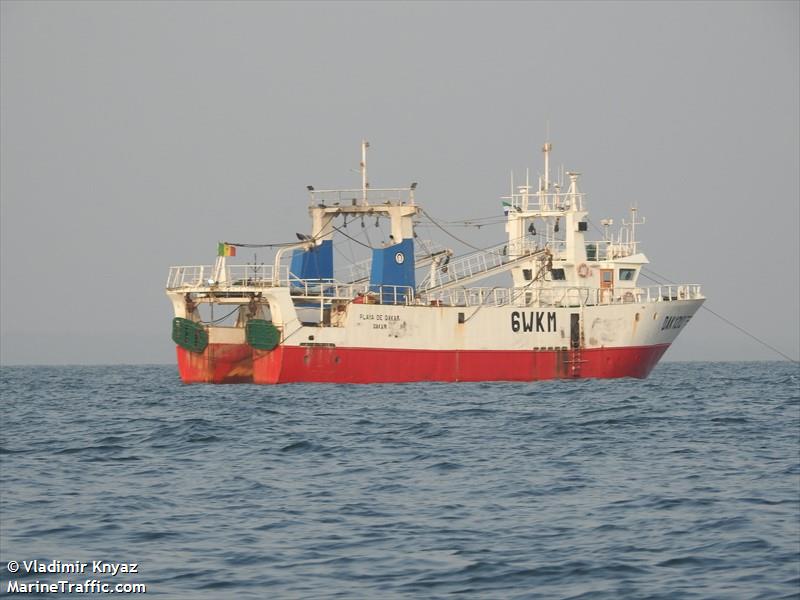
[
  {"left": 361, "top": 139, "right": 369, "bottom": 205},
  {"left": 625, "top": 205, "right": 645, "bottom": 254},
  {"left": 542, "top": 142, "right": 552, "bottom": 191}
]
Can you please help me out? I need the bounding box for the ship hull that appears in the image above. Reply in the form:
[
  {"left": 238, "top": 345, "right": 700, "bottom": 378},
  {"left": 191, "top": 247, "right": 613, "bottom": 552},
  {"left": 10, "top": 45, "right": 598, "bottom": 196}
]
[
  {"left": 249, "top": 343, "right": 669, "bottom": 384},
  {"left": 176, "top": 343, "right": 253, "bottom": 384},
  {"left": 175, "top": 343, "right": 669, "bottom": 384},
  {"left": 175, "top": 299, "right": 701, "bottom": 384}
]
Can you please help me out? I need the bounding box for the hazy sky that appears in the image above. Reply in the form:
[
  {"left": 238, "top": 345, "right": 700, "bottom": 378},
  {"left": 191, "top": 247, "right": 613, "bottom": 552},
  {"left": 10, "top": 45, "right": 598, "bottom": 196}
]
[{"left": 1, "top": 1, "right": 798, "bottom": 364}]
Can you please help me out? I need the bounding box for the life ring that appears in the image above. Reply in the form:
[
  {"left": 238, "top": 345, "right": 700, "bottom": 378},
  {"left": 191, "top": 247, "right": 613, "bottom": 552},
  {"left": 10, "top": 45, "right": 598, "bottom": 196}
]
[
  {"left": 623, "top": 291, "right": 635, "bottom": 303},
  {"left": 577, "top": 263, "right": 590, "bottom": 278}
]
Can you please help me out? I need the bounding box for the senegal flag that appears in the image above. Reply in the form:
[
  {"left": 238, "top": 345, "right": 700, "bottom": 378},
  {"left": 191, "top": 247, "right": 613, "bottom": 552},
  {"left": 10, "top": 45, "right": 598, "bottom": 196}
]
[{"left": 218, "top": 243, "right": 236, "bottom": 257}]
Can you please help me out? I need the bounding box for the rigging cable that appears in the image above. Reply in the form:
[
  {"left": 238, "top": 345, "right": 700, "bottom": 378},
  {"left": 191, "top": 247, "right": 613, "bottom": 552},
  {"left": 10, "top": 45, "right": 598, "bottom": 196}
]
[
  {"left": 224, "top": 240, "right": 308, "bottom": 248},
  {"left": 415, "top": 237, "right": 437, "bottom": 259},
  {"left": 331, "top": 223, "right": 374, "bottom": 249},
  {"left": 332, "top": 240, "right": 357, "bottom": 281},
  {"left": 429, "top": 212, "right": 510, "bottom": 225},
  {"left": 584, "top": 217, "right": 797, "bottom": 362},
  {"left": 198, "top": 305, "right": 240, "bottom": 325},
  {"left": 420, "top": 208, "right": 505, "bottom": 254},
  {"left": 362, "top": 215, "right": 375, "bottom": 248},
  {"left": 639, "top": 268, "right": 798, "bottom": 363},
  {"left": 341, "top": 216, "right": 358, "bottom": 270}
]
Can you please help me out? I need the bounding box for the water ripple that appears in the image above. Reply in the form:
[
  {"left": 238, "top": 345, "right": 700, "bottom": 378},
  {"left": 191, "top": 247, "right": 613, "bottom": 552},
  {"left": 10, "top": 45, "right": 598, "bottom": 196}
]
[{"left": 0, "top": 361, "right": 797, "bottom": 599}]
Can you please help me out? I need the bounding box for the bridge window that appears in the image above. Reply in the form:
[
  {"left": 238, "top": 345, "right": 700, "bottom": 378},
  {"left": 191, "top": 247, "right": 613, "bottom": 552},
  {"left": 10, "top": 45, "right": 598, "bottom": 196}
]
[
  {"left": 619, "top": 268, "right": 636, "bottom": 281},
  {"left": 551, "top": 268, "right": 566, "bottom": 280},
  {"left": 522, "top": 269, "right": 533, "bottom": 281}
]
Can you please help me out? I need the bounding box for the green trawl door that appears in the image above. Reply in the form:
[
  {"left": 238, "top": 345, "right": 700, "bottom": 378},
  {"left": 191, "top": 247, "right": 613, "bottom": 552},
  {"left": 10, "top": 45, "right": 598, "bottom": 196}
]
[
  {"left": 246, "top": 319, "right": 280, "bottom": 351},
  {"left": 172, "top": 317, "right": 209, "bottom": 353}
]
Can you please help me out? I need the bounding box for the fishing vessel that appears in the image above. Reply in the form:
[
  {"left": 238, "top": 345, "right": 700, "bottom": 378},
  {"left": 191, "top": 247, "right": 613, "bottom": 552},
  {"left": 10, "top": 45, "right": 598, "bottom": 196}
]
[{"left": 165, "top": 141, "right": 703, "bottom": 383}]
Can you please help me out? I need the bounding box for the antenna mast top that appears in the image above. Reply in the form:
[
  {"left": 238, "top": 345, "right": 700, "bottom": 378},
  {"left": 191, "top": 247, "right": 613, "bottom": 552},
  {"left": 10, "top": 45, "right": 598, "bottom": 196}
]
[
  {"left": 542, "top": 142, "right": 552, "bottom": 191},
  {"left": 360, "top": 139, "right": 370, "bottom": 205}
]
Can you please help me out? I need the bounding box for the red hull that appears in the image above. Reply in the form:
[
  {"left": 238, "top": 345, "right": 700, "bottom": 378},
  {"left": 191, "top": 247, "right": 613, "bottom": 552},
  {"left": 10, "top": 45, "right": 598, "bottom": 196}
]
[
  {"left": 176, "top": 343, "right": 669, "bottom": 384},
  {"left": 176, "top": 343, "right": 253, "bottom": 383},
  {"left": 248, "top": 343, "right": 670, "bottom": 384}
]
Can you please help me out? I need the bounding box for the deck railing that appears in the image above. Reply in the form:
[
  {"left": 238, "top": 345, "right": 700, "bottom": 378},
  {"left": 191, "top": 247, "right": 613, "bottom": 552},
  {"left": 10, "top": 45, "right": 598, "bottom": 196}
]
[
  {"left": 168, "top": 265, "right": 700, "bottom": 309},
  {"left": 418, "top": 239, "right": 544, "bottom": 291},
  {"left": 287, "top": 276, "right": 414, "bottom": 305},
  {"left": 584, "top": 240, "right": 636, "bottom": 261},
  {"left": 504, "top": 190, "right": 585, "bottom": 213},
  {"left": 166, "top": 264, "right": 288, "bottom": 289},
  {"left": 309, "top": 187, "right": 415, "bottom": 206},
  {"left": 167, "top": 265, "right": 415, "bottom": 305},
  {"left": 421, "top": 284, "right": 703, "bottom": 308}
]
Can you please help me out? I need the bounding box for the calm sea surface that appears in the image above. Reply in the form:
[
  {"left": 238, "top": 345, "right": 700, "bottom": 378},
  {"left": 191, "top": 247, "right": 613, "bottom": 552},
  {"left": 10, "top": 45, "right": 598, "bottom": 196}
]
[{"left": 1, "top": 362, "right": 798, "bottom": 599}]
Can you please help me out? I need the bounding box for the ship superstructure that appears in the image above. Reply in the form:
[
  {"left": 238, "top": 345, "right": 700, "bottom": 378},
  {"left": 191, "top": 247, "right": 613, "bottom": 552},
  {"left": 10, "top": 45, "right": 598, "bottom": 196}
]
[{"left": 166, "top": 141, "right": 704, "bottom": 383}]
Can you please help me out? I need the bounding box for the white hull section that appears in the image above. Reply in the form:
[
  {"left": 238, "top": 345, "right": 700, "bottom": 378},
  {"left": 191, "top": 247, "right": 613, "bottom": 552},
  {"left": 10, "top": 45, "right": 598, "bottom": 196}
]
[{"left": 278, "top": 299, "right": 703, "bottom": 351}]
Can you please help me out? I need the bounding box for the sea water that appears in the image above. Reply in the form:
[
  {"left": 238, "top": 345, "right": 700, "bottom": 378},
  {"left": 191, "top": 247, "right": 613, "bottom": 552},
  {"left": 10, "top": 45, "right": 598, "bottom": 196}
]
[{"left": 1, "top": 362, "right": 798, "bottom": 599}]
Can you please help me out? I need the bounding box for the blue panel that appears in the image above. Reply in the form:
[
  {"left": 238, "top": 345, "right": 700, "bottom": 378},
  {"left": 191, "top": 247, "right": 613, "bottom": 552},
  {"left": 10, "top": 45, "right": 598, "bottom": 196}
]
[
  {"left": 290, "top": 240, "right": 333, "bottom": 281},
  {"left": 369, "top": 239, "right": 415, "bottom": 303}
]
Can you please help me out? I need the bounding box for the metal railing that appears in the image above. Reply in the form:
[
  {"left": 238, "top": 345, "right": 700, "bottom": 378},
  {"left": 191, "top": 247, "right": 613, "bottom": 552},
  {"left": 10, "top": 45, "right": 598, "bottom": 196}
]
[
  {"left": 640, "top": 284, "right": 703, "bottom": 303},
  {"left": 167, "top": 265, "right": 415, "bottom": 305},
  {"left": 420, "top": 284, "right": 703, "bottom": 308},
  {"left": 168, "top": 264, "right": 701, "bottom": 310},
  {"left": 584, "top": 240, "right": 636, "bottom": 261},
  {"left": 166, "top": 265, "right": 287, "bottom": 290},
  {"left": 288, "top": 278, "right": 415, "bottom": 306},
  {"left": 308, "top": 187, "right": 416, "bottom": 206},
  {"left": 504, "top": 190, "right": 585, "bottom": 213},
  {"left": 418, "top": 240, "right": 545, "bottom": 291}
]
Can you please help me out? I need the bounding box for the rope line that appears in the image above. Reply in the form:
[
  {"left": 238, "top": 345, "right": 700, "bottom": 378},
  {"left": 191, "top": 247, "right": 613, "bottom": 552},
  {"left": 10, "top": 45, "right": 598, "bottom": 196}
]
[
  {"left": 583, "top": 218, "right": 796, "bottom": 363},
  {"left": 224, "top": 240, "right": 305, "bottom": 248},
  {"left": 331, "top": 223, "right": 374, "bottom": 249},
  {"left": 362, "top": 216, "right": 375, "bottom": 249},
  {"left": 420, "top": 208, "right": 506, "bottom": 254},
  {"left": 198, "top": 306, "right": 240, "bottom": 325},
  {"left": 640, "top": 268, "right": 798, "bottom": 363}
]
